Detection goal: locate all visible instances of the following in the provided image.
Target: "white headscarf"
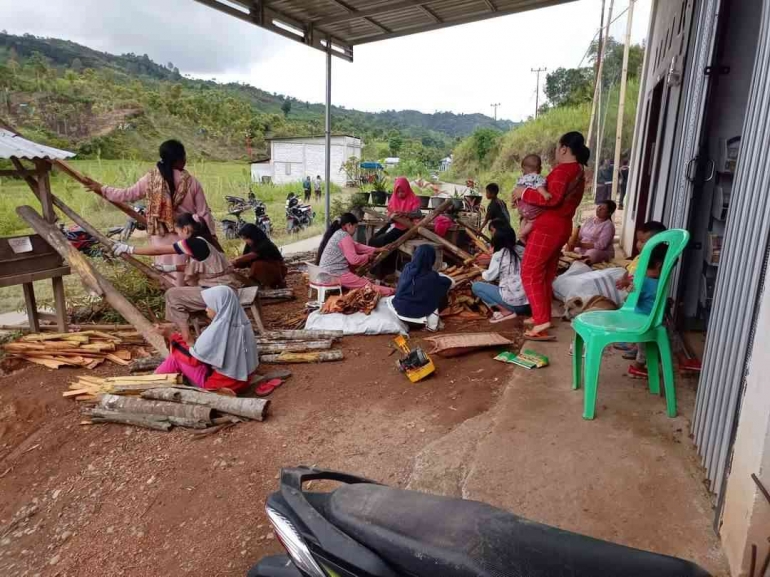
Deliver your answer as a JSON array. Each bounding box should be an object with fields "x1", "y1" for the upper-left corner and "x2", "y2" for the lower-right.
[{"x1": 191, "y1": 286, "x2": 259, "y2": 381}]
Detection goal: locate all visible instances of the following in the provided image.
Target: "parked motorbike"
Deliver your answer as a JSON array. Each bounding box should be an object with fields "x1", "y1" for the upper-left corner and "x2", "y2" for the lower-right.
[
  {"x1": 60, "y1": 224, "x2": 106, "y2": 258},
  {"x1": 285, "y1": 195, "x2": 314, "y2": 234},
  {"x1": 250, "y1": 467, "x2": 712, "y2": 577},
  {"x1": 222, "y1": 194, "x2": 272, "y2": 239},
  {"x1": 106, "y1": 204, "x2": 147, "y2": 242}
]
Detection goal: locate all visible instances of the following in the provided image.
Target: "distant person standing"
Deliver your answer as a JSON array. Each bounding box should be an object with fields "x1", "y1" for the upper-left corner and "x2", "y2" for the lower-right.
[
  {"x1": 618, "y1": 158, "x2": 630, "y2": 210},
  {"x1": 314, "y1": 175, "x2": 323, "y2": 202},
  {"x1": 83, "y1": 139, "x2": 217, "y2": 287},
  {"x1": 302, "y1": 176, "x2": 312, "y2": 203},
  {"x1": 595, "y1": 159, "x2": 613, "y2": 204}
]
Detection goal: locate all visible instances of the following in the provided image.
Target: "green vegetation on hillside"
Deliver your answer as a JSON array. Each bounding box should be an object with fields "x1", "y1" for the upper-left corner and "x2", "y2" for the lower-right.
[
  {"x1": 448, "y1": 37, "x2": 643, "y2": 191},
  {"x1": 0, "y1": 32, "x2": 513, "y2": 170}
]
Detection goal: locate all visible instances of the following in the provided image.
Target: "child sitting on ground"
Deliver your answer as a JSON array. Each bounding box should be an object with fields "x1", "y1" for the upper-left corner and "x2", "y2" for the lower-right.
[
  {"x1": 513, "y1": 154, "x2": 551, "y2": 241},
  {"x1": 614, "y1": 221, "x2": 668, "y2": 370},
  {"x1": 627, "y1": 243, "x2": 668, "y2": 378}
]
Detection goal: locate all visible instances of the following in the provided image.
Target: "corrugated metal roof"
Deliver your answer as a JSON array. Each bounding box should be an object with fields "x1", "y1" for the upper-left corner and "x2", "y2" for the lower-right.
[
  {"x1": 0, "y1": 129, "x2": 75, "y2": 161},
  {"x1": 194, "y1": 0, "x2": 576, "y2": 61}
]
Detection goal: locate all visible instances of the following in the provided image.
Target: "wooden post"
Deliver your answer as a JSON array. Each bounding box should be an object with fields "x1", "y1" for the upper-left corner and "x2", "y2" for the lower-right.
[
  {"x1": 358, "y1": 198, "x2": 453, "y2": 275},
  {"x1": 586, "y1": 0, "x2": 607, "y2": 148},
  {"x1": 22, "y1": 283, "x2": 39, "y2": 333},
  {"x1": 391, "y1": 215, "x2": 475, "y2": 262},
  {"x1": 50, "y1": 192, "x2": 172, "y2": 289},
  {"x1": 612, "y1": 0, "x2": 635, "y2": 202},
  {"x1": 35, "y1": 163, "x2": 55, "y2": 223},
  {"x1": 52, "y1": 277, "x2": 67, "y2": 332},
  {"x1": 591, "y1": 0, "x2": 615, "y2": 200},
  {"x1": 16, "y1": 206, "x2": 169, "y2": 356}
]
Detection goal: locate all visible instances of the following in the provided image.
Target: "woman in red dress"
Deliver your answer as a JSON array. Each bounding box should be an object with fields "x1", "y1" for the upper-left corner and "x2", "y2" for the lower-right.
[{"x1": 512, "y1": 132, "x2": 590, "y2": 341}]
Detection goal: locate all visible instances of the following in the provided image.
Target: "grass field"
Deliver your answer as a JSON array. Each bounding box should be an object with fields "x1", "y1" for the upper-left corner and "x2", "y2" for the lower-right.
[{"x1": 0, "y1": 159, "x2": 345, "y2": 314}]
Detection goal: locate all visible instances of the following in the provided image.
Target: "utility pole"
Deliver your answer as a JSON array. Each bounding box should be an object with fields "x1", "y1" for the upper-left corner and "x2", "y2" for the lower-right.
[
  {"x1": 586, "y1": 0, "x2": 608, "y2": 150},
  {"x1": 612, "y1": 0, "x2": 635, "y2": 204},
  {"x1": 531, "y1": 67, "x2": 547, "y2": 118},
  {"x1": 490, "y1": 103, "x2": 501, "y2": 121},
  {"x1": 589, "y1": 0, "x2": 614, "y2": 202}
]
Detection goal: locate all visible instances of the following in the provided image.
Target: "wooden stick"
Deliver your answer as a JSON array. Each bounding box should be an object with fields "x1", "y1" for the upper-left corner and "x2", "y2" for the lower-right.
[
  {"x1": 141, "y1": 388, "x2": 270, "y2": 421},
  {"x1": 259, "y1": 288, "x2": 295, "y2": 300},
  {"x1": 129, "y1": 356, "x2": 164, "y2": 373},
  {"x1": 358, "y1": 198, "x2": 453, "y2": 275},
  {"x1": 456, "y1": 220, "x2": 491, "y2": 243},
  {"x1": 50, "y1": 193, "x2": 172, "y2": 289},
  {"x1": 83, "y1": 409, "x2": 172, "y2": 431},
  {"x1": 391, "y1": 215, "x2": 474, "y2": 262},
  {"x1": 263, "y1": 330, "x2": 343, "y2": 341},
  {"x1": 257, "y1": 340, "x2": 333, "y2": 354},
  {"x1": 260, "y1": 350, "x2": 344, "y2": 364},
  {"x1": 16, "y1": 205, "x2": 168, "y2": 357}
]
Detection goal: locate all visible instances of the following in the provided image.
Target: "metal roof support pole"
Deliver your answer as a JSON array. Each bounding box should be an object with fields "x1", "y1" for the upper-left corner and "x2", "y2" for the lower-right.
[{"x1": 324, "y1": 40, "x2": 332, "y2": 228}]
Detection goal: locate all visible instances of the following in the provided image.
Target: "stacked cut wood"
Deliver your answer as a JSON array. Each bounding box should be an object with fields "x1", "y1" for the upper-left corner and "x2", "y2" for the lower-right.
[
  {"x1": 2, "y1": 331, "x2": 142, "y2": 370},
  {"x1": 559, "y1": 251, "x2": 625, "y2": 272},
  {"x1": 126, "y1": 330, "x2": 345, "y2": 371},
  {"x1": 440, "y1": 286, "x2": 491, "y2": 320},
  {"x1": 66, "y1": 373, "x2": 270, "y2": 432},
  {"x1": 444, "y1": 264, "x2": 484, "y2": 285}
]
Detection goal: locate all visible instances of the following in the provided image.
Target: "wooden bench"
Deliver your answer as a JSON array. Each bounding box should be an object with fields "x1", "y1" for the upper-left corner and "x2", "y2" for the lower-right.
[{"x1": 192, "y1": 286, "x2": 266, "y2": 336}]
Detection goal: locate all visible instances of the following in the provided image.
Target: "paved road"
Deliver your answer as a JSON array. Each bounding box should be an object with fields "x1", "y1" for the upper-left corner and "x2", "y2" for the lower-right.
[{"x1": 279, "y1": 234, "x2": 322, "y2": 256}]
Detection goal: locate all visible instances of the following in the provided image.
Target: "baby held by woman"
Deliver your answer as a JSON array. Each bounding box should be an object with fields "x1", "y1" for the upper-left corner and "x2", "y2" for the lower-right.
[{"x1": 513, "y1": 154, "x2": 551, "y2": 241}]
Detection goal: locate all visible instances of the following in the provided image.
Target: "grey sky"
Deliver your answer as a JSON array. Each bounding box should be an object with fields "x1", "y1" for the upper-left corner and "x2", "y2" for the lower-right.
[{"x1": 0, "y1": 0, "x2": 650, "y2": 121}]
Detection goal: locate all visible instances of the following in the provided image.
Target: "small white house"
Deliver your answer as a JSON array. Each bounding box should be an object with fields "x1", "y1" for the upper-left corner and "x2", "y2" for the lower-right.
[
  {"x1": 384, "y1": 157, "x2": 400, "y2": 168},
  {"x1": 440, "y1": 155, "x2": 453, "y2": 172},
  {"x1": 250, "y1": 135, "x2": 362, "y2": 186}
]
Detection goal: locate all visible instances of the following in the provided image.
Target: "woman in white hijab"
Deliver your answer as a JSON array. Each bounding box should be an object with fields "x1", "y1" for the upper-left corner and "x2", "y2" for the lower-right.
[{"x1": 155, "y1": 286, "x2": 259, "y2": 393}]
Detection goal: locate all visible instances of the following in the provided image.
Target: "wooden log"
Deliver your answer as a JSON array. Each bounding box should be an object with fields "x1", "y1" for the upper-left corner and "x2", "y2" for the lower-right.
[
  {"x1": 141, "y1": 388, "x2": 270, "y2": 421},
  {"x1": 50, "y1": 193, "x2": 172, "y2": 289},
  {"x1": 456, "y1": 220, "x2": 491, "y2": 243},
  {"x1": 129, "y1": 356, "x2": 164, "y2": 373},
  {"x1": 257, "y1": 340, "x2": 333, "y2": 354},
  {"x1": 83, "y1": 409, "x2": 171, "y2": 431},
  {"x1": 391, "y1": 215, "x2": 474, "y2": 262},
  {"x1": 262, "y1": 330, "x2": 343, "y2": 341},
  {"x1": 259, "y1": 288, "x2": 295, "y2": 300},
  {"x1": 260, "y1": 350, "x2": 344, "y2": 364},
  {"x1": 0, "y1": 323, "x2": 136, "y2": 333},
  {"x1": 16, "y1": 206, "x2": 169, "y2": 357},
  {"x1": 48, "y1": 160, "x2": 148, "y2": 226},
  {"x1": 98, "y1": 394, "x2": 212, "y2": 422},
  {"x1": 358, "y1": 198, "x2": 453, "y2": 275}
]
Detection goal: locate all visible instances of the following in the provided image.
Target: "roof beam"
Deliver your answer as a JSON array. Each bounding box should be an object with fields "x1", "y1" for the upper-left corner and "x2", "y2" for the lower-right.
[
  {"x1": 315, "y1": 1, "x2": 435, "y2": 27},
  {"x1": 322, "y1": 0, "x2": 392, "y2": 33},
  {"x1": 483, "y1": 0, "x2": 498, "y2": 11}
]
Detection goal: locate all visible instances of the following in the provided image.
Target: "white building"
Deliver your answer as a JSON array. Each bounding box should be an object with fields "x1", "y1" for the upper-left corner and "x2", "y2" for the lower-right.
[{"x1": 250, "y1": 135, "x2": 362, "y2": 186}]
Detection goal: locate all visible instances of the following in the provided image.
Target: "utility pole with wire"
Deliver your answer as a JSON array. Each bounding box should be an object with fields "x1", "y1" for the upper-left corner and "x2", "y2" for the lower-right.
[
  {"x1": 490, "y1": 103, "x2": 501, "y2": 121},
  {"x1": 531, "y1": 68, "x2": 547, "y2": 118},
  {"x1": 612, "y1": 0, "x2": 635, "y2": 204}
]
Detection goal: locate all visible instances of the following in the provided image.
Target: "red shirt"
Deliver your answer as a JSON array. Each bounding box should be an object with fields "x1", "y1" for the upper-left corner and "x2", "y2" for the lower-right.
[{"x1": 521, "y1": 162, "x2": 585, "y2": 229}]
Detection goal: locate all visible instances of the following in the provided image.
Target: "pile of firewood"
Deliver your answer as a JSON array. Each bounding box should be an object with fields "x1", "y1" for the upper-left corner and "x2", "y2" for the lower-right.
[
  {"x1": 440, "y1": 286, "x2": 490, "y2": 320},
  {"x1": 445, "y1": 265, "x2": 484, "y2": 285},
  {"x1": 321, "y1": 286, "x2": 380, "y2": 315},
  {"x1": 2, "y1": 330, "x2": 142, "y2": 370},
  {"x1": 66, "y1": 373, "x2": 270, "y2": 432}
]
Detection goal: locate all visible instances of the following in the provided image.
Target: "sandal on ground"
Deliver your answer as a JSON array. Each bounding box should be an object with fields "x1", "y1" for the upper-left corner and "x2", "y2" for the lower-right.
[
  {"x1": 626, "y1": 365, "x2": 648, "y2": 379},
  {"x1": 613, "y1": 343, "x2": 635, "y2": 351},
  {"x1": 524, "y1": 330, "x2": 557, "y2": 342},
  {"x1": 490, "y1": 312, "x2": 517, "y2": 324},
  {"x1": 256, "y1": 378, "x2": 283, "y2": 397}
]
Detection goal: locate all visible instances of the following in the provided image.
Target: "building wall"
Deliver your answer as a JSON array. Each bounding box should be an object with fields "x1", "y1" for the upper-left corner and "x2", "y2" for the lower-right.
[
  {"x1": 268, "y1": 137, "x2": 361, "y2": 186},
  {"x1": 720, "y1": 274, "x2": 770, "y2": 576}
]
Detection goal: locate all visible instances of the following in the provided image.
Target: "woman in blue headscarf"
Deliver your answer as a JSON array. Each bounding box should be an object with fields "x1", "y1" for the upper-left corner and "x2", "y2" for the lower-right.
[{"x1": 392, "y1": 245, "x2": 452, "y2": 329}]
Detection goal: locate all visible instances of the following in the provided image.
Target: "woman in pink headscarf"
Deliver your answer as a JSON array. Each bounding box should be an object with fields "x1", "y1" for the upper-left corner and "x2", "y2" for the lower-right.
[{"x1": 369, "y1": 177, "x2": 421, "y2": 275}]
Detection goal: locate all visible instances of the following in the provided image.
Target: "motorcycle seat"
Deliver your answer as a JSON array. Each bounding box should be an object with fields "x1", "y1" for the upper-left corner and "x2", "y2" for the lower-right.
[{"x1": 325, "y1": 484, "x2": 711, "y2": 577}]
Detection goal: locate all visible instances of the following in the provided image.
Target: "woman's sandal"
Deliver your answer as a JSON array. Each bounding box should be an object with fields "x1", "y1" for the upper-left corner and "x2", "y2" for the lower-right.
[
  {"x1": 524, "y1": 330, "x2": 557, "y2": 342},
  {"x1": 256, "y1": 378, "x2": 283, "y2": 397},
  {"x1": 490, "y1": 312, "x2": 517, "y2": 324}
]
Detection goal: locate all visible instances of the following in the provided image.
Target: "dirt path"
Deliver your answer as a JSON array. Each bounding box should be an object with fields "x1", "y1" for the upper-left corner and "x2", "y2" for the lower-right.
[{"x1": 0, "y1": 294, "x2": 519, "y2": 576}]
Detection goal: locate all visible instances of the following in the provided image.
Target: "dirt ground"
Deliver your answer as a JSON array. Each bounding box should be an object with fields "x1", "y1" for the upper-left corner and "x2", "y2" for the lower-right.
[{"x1": 0, "y1": 272, "x2": 522, "y2": 576}]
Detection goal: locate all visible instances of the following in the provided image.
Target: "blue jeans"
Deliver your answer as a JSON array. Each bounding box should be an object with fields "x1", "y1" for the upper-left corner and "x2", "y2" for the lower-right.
[{"x1": 472, "y1": 282, "x2": 532, "y2": 315}]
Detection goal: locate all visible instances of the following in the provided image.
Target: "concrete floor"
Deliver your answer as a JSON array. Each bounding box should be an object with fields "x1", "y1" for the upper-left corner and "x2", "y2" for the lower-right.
[{"x1": 408, "y1": 320, "x2": 729, "y2": 576}]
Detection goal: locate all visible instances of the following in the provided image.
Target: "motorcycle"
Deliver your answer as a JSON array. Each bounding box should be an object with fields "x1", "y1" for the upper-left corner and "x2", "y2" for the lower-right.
[
  {"x1": 107, "y1": 204, "x2": 147, "y2": 242},
  {"x1": 285, "y1": 195, "x2": 314, "y2": 234},
  {"x1": 222, "y1": 194, "x2": 272, "y2": 239},
  {"x1": 60, "y1": 224, "x2": 106, "y2": 259},
  {"x1": 250, "y1": 467, "x2": 712, "y2": 577}
]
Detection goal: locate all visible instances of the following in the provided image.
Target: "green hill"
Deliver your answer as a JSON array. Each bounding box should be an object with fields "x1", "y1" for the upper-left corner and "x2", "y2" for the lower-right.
[{"x1": 0, "y1": 32, "x2": 514, "y2": 166}]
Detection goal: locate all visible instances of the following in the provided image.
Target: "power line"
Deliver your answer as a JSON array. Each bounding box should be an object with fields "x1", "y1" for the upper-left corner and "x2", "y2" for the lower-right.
[{"x1": 490, "y1": 103, "x2": 501, "y2": 121}]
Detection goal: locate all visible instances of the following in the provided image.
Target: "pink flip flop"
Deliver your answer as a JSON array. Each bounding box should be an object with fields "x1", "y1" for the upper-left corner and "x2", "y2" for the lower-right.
[{"x1": 256, "y1": 378, "x2": 283, "y2": 397}]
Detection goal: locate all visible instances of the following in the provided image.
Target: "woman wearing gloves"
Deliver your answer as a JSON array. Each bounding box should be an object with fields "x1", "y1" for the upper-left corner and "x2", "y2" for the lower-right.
[
  {"x1": 84, "y1": 139, "x2": 218, "y2": 286},
  {"x1": 113, "y1": 213, "x2": 240, "y2": 345}
]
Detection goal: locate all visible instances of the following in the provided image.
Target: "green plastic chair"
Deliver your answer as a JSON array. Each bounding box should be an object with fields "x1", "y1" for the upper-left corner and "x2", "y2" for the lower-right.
[{"x1": 571, "y1": 229, "x2": 690, "y2": 420}]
